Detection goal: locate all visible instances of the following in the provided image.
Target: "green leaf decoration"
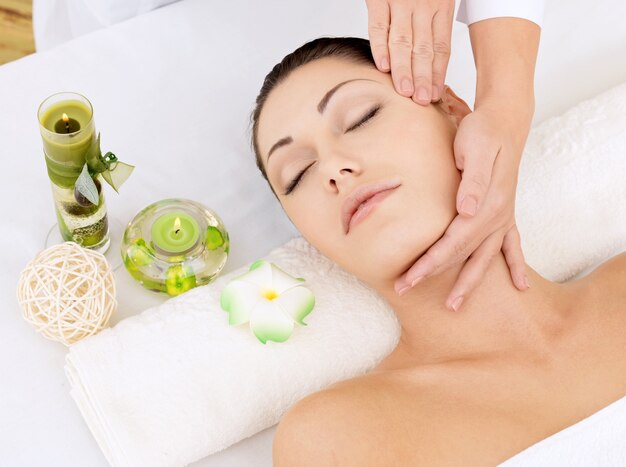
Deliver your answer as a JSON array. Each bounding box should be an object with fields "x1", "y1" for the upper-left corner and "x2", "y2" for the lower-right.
[
  {"x1": 205, "y1": 225, "x2": 225, "y2": 250},
  {"x1": 85, "y1": 133, "x2": 107, "y2": 173},
  {"x1": 249, "y1": 259, "x2": 266, "y2": 271},
  {"x1": 75, "y1": 163, "x2": 99, "y2": 205},
  {"x1": 83, "y1": 134, "x2": 135, "y2": 193}
]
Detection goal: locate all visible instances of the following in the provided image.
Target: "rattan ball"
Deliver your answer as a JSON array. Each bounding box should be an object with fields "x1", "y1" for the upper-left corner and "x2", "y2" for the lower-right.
[{"x1": 16, "y1": 241, "x2": 117, "y2": 346}]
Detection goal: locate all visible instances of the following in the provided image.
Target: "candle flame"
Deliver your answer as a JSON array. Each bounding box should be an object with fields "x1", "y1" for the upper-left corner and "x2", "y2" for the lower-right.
[
  {"x1": 62, "y1": 113, "x2": 69, "y2": 123},
  {"x1": 174, "y1": 217, "x2": 181, "y2": 234}
]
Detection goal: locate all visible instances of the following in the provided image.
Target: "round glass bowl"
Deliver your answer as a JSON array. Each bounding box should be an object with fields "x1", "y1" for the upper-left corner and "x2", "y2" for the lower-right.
[{"x1": 121, "y1": 199, "x2": 229, "y2": 296}]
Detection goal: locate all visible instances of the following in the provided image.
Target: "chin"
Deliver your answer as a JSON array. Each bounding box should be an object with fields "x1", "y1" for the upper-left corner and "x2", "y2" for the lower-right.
[{"x1": 345, "y1": 220, "x2": 422, "y2": 283}]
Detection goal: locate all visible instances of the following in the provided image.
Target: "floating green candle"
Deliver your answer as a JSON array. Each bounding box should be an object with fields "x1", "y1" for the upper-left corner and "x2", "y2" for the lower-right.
[
  {"x1": 151, "y1": 212, "x2": 200, "y2": 254},
  {"x1": 121, "y1": 199, "x2": 229, "y2": 297}
]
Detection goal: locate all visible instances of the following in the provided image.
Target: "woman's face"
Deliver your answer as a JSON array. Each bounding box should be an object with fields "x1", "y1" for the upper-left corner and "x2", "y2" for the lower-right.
[{"x1": 257, "y1": 56, "x2": 466, "y2": 288}]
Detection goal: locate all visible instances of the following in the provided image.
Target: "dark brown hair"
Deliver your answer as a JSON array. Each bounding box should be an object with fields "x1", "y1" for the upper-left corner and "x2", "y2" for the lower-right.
[{"x1": 250, "y1": 37, "x2": 376, "y2": 199}]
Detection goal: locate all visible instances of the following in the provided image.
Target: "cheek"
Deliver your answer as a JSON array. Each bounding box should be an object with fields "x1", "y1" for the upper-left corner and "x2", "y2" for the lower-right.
[
  {"x1": 389, "y1": 107, "x2": 459, "y2": 207},
  {"x1": 284, "y1": 198, "x2": 355, "y2": 272},
  {"x1": 356, "y1": 113, "x2": 460, "y2": 280},
  {"x1": 286, "y1": 200, "x2": 338, "y2": 246},
  {"x1": 396, "y1": 133, "x2": 460, "y2": 243}
]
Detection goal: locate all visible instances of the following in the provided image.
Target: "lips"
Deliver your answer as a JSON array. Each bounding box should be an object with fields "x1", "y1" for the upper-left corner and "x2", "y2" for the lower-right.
[{"x1": 341, "y1": 179, "x2": 402, "y2": 234}]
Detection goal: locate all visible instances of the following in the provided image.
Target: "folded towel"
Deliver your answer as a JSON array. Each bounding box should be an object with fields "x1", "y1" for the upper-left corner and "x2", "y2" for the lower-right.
[
  {"x1": 65, "y1": 237, "x2": 401, "y2": 467},
  {"x1": 65, "y1": 81, "x2": 626, "y2": 467}
]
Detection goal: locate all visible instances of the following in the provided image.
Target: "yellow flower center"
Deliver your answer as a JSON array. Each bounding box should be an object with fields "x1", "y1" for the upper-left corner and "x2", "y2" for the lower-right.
[{"x1": 261, "y1": 288, "x2": 278, "y2": 301}]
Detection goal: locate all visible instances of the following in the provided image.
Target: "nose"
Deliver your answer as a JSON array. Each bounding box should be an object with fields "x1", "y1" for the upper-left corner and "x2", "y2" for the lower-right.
[{"x1": 321, "y1": 150, "x2": 362, "y2": 192}]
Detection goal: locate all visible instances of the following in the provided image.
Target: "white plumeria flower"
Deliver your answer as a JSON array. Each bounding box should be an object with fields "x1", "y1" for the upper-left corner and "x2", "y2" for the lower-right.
[{"x1": 220, "y1": 259, "x2": 315, "y2": 344}]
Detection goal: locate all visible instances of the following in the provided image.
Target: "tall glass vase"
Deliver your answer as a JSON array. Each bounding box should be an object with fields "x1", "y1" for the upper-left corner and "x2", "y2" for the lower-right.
[{"x1": 38, "y1": 92, "x2": 110, "y2": 254}]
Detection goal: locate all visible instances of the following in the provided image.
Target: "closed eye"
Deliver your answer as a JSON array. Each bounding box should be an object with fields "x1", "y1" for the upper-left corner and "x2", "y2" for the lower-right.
[
  {"x1": 283, "y1": 105, "x2": 382, "y2": 196},
  {"x1": 284, "y1": 161, "x2": 314, "y2": 195},
  {"x1": 345, "y1": 105, "x2": 381, "y2": 132}
]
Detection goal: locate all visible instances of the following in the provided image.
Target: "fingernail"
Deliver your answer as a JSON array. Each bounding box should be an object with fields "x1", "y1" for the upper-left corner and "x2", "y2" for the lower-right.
[
  {"x1": 401, "y1": 78, "x2": 413, "y2": 94},
  {"x1": 395, "y1": 280, "x2": 408, "y2": 295},
  {"x1": 395, "y1": 275, "x2": 424, "y2": 296},
  {"x1": 523, "y1": 275, "x2": 530, "y2": 289},
  {"x1": 449, "y1": 295, "x2": 464, "y2": 312},
  {"x1": 417, "y1": 86, "x2": 429, "y2": 103},
  {"x1": 380, "y1": 56, "x2": 390, "y2": 71},
  {"x1": 460, "y1": 196, "x2": 478, "y2": 216},
  {"x1": 431, "y1": 85, "x2": 439, "y2": 101},
  {"x1": 410, "y1": 275, "x2": 424, "y2": 287}
]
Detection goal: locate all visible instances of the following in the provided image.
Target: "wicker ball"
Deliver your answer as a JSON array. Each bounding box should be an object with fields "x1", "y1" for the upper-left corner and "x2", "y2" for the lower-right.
[{"x1": 16, "y1": 241, "x2": 117, "y2": 346}]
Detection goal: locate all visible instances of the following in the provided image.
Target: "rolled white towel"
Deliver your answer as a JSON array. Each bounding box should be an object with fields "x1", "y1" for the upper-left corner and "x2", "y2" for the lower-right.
[
  {"x1": 65, "y1": 237, "x2": 401, "y2": 467},
  {"x1": 65, "y1": 81, "x2": 626, "y2": 467},
  {"x1": 516, "y1": 81, "x2": 626, "y2": 281}
]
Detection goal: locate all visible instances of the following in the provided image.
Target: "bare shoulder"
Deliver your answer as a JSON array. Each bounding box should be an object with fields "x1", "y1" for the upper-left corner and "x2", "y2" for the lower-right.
[
  {"x1": 272, "y1": 375, "x2": 382, "y2": 466},
  {"x1": 272, "y1": 369, "x2": 456, "y2": 466}
]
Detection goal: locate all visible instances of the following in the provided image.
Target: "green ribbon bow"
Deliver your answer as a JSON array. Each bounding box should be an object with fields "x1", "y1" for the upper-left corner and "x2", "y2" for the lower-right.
[
  {"x1": 85, "y1": 133, "x2": 134, "y2": 192},
  {"x1": 46, "y1": 132, "x2": 135, "y2": 205}
]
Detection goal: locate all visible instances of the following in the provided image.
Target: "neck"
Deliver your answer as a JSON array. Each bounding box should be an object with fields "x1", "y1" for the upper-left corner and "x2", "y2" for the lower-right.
[{"x1": 375, "y1": 252, "x2": 573, "y2": 369}]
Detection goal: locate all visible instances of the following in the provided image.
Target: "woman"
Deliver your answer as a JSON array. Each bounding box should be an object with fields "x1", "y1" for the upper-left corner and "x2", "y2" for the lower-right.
[{"x1": 252, "y1": 37, "x2": 626, "y2": 465}]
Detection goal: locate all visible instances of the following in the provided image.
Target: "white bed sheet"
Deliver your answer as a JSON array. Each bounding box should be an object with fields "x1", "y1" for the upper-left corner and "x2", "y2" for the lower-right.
[{"x1": 1, "y1": 0, "x2": 625, "y2": 465}]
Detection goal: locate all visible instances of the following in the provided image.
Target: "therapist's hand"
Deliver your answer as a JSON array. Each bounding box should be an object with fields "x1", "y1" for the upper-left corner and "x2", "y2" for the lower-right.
[
  {"x1": 394, "y1": 105, "x2": 531, "y2": 310},
  {"x1": 394, "y1": 16, "x2": 540, "y2": 311},
  {"x1": 365, "y1": 0, "x2": 454, "y2": 104}
]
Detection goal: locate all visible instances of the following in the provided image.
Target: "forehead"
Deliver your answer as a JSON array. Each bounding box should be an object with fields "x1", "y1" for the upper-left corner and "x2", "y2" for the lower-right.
[{"x1": 256, "y1": 57, "x2": 384, "y2": 162}]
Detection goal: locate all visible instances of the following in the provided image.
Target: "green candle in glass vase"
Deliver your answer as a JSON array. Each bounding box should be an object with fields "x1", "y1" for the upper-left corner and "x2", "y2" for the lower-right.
[
  {"x1": 39, "y1": 97, "x2": 95, "y2": 186},
  {"x1": 37, "y1": 92, "x2": 110, "y2": 253}
]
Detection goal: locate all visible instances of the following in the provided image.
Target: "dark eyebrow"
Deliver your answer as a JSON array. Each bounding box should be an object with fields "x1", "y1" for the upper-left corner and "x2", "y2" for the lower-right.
[{"x1": 266, "y1": 78, "x2": 379, "y2": 163}]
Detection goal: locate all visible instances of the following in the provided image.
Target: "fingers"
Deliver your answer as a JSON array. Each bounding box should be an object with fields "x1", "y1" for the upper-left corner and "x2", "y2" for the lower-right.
[
  {"x1": 454, "y1": 139, "x2": 499, "y2": 218},
  {"x1": 388, "y1": 1, "x2": 414, "y2": 97},
  {"x1": 445, "y1": 225, "x2": 528, "y2": 312},
  {"x1": 366, "y1": 0, "x2": 391, "y2": 71},
  {"x1": 501, "y1": 224, "x2": 529, "y2": 291},
  {"x1": 410, "y1": 12, "x2": 434, "y2": 105},
  {"x1": 366, "y1": 1, "x2": 453, "y2": 102},
  {"x1": 395, "y1": 214, "x2": 482, "y2": 294},
  {"x1": 444, "y1": 230, "x2": 503, "y2": 311},
  {"x1": 430, "y1": 7, "x2": 453, "y2": 102}
]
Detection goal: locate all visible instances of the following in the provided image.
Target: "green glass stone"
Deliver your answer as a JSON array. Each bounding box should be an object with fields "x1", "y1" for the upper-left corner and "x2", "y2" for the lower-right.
[
  {"x1": 205, "y1": 225, "x2": 224, "y2": 250},
  {"x1": 123, "y1": 255, "x2": 165, "y2": 292},
  {"x1": 165, "y1": 264, "x2": 197, "y2": 296},
  {"x1": 123, "y1": 255, "x2": 142, "y2": 280},
  {"x1": 128, "y1": 238, "x2": 155, "y2": 267}
]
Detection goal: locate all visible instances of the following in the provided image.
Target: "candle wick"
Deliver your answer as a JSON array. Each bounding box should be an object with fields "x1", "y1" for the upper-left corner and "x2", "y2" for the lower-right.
[
  {"x1": 175, "y1": 229, "x2": 180, "y2": 235},
  {"x1": 65, "y1": 121, "x2": 70, "y2": 133}
]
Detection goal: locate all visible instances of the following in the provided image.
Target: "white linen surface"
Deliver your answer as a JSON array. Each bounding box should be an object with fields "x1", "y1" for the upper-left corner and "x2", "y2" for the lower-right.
[
  {"x1": 499, "y1": 393, "x2": 626, "y2": 466},
  {"x1": 32, "y1": 0, "x2": 180, "y2": 51},
  {"x1": 2, "y1": 0, "x2": 626, "y2": 466},
  {"x1": 64, "y1": 80, "x2": 626, "y2": 467}
]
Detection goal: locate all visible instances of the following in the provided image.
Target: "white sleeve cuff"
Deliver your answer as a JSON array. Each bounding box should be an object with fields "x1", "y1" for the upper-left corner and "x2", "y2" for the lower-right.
[{"x1": 456, "y1": 0, "x2": 545, "y2": 28}]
